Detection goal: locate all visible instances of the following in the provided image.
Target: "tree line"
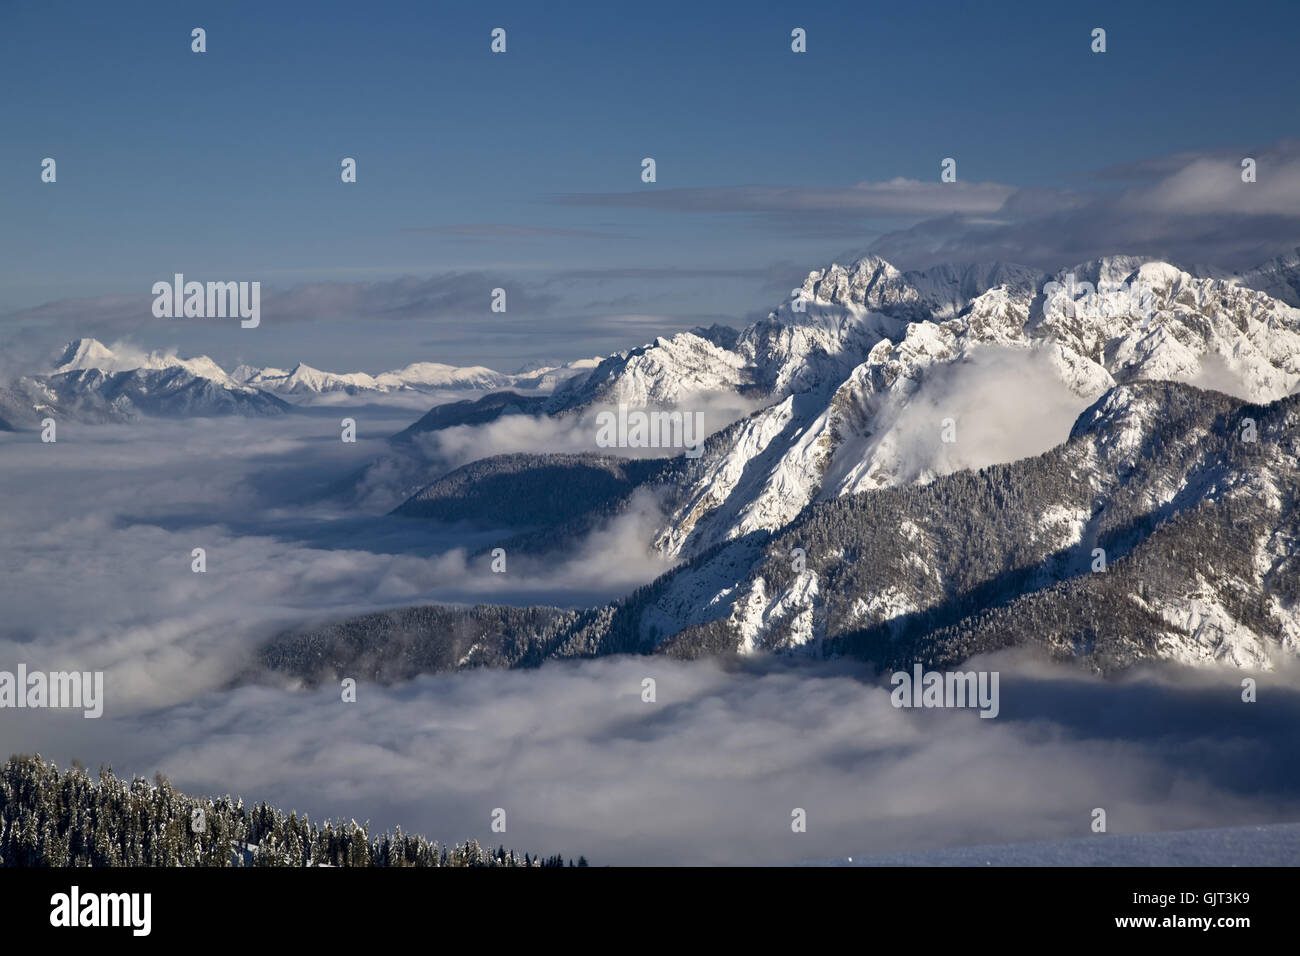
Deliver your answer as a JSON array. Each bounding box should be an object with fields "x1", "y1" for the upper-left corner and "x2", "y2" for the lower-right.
[{"x1": 0, "y1": 754, "x2": 587, "y2": 867}]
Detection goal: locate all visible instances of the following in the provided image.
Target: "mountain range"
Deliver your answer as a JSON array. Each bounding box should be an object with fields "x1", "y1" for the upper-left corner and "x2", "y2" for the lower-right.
[
  {"x1": 6, "y1": 250, "x2": 1298, "y2": 676},
  {"x1": 261, "y1": 379, "x2": 1298, "y2": 680},
  {"x1": 261, "y1": 250, "x2": 1300, "y2": 678},
  {"x1": 0, "y1": 338, "x2": 599, "y2": 428}
]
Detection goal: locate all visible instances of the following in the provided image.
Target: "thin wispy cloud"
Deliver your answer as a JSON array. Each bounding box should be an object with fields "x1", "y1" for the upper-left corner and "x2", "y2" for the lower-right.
[
  {"x1": 551, "y1": 179, "x2": 1018, "y2": 240},
  {"x1": 403, "y1": 223, "x2": 626, "y2": 240},
  {"x1": 552, "y1": 179, "x2": 1017, "y2": 216}
]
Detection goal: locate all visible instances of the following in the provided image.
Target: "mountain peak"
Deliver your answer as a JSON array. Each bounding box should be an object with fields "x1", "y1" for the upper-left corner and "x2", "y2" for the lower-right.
[
  {"x1": 1057, "y1": 255, "x2": 1165, "y2": 287},
  {"x1": 53, "y1": 337, "x2": 116, "y2": 373}
]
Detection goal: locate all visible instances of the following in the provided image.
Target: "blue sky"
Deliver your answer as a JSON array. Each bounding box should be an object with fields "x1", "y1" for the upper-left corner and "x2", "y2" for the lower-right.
[{"x1": 3, "y1": 0, "x2": 1299, "y2": 370}]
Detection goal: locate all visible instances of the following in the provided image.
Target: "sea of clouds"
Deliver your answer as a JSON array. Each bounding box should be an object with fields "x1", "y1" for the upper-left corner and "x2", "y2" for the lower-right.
[{"x1": 2, "y1": 405, "x2": 1298, "y2": 865}]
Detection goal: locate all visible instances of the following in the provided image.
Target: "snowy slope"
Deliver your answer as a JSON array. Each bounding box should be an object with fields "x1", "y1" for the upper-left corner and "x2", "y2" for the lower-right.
[
  {"x1": 648, "y1": 255, "x2": 1300, "y2": 560},
  {"x1": 638, "y1": 381, "x2": 1300, "y2": 671}
]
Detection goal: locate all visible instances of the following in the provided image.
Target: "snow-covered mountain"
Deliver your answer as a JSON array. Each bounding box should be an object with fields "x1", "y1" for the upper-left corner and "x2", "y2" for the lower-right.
[
  {"x1": 268, "y1": 379, "x2": 1300, "y2": 679},
  {"x1": 233, "y1": 360, "x2": 515, "y2": 395},
  {"x1": 380, "y1": 253, "x2": 1300, "y2": 561},
  {"x1": 49, "y1": 337, "x2": 598, "y2": 400},
  {"x1": 292, "y1": 250, "x2": 1300, "y2": 679},
  {"x1": 229, "y1": 352, "x2": 598, "y2": 398},
  {"x1": 647, "y1": 254, "x2": 1300, "y2": 558},
  {"x1": 1, "y1": 338, "x2": 601, "y2": 425},
  {"x1": 1209, "y1": 245, "x2": 1300, "y2": 308},
  {"x1": 643, "y1": 380, "x2": 1299, "y2": 670},
  {"x1": 545, "y1": 325, "x2": 751, "y2": 409},
  {"x1": 0, "y1": 363, "x2": 289, "y2": 426},
  {"x1": 16, "y1": 249, "x2": 1300, "y2": 677}
]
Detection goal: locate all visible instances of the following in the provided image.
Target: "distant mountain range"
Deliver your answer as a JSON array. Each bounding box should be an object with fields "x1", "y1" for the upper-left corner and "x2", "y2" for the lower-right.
[
  {"x1": 0, "y1": 363, "x2": 291, "y2": 429},
  {"x1": 0, "y1": 338, "x2": 599, "y2": 428}
]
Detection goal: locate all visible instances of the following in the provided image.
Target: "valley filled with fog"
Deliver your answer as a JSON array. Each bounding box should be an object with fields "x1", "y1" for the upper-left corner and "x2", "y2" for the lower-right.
[{"x1": 4, "y1": 393, "x2": 1298, "y2": 864}]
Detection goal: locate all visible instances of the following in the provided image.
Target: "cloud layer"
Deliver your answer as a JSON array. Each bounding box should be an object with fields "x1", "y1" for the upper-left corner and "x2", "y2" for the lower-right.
[
  {"x1": 0, "y1": 413, "x2": 676, "y2": 715},
  {"x1": 3, "y1": 410, "x2": 1299, "y2": 865},
  {"x1": 8, "y1": 653, "x2": 1299, "y2": 865}
]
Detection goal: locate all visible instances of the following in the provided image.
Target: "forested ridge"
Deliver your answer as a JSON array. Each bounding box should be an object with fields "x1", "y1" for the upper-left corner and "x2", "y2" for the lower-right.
[{"x1": 0, "y1": 755, "x2": 587, "y2": 867}]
